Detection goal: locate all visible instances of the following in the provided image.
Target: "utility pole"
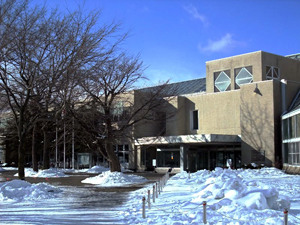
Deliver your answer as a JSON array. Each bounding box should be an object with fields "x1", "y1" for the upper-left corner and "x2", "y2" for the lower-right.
[
  {"x1": 62, "y1": 108, "x2": 66, "y2": 169},
  {"x1": 72, "y1": 104, "x2": 75, "y2": 169}
]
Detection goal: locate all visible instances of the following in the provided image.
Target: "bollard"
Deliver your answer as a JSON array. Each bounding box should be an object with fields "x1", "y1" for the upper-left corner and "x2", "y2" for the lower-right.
[
  {"x1": 158, "y1": 181, "x2": 161, "y2": 195},
  {"x1": 148, "y1": 190, "x2": 151, "y2": 209},
  {"x1": 284, "y1": 209, "x2": 288, "y2": 225},
  {"x1": 153, "y1": 185, "x2": 155, "y2": 203},
  {"x1": 142, "y1": 197, "x2": 146, "y2": 218},
  {"x1": 203, "y1": 201, "x2": 207, "y2": 224},
  {"x1": 156, "y1": 183, "x2": 158, "y2": 198},
  {"x1": 189, "y1": 171, "x2": 191, "y2": 179}
]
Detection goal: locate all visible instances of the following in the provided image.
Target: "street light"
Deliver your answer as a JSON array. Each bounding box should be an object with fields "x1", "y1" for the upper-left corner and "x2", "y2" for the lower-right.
[{"x1": 62, "y1": 108, "x2": 66, "y2": 169}]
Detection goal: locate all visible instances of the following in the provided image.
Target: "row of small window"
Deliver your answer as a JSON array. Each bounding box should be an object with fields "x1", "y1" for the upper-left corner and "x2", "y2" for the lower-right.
[
  {"x1": 283, "y1": 142, "x2": 300, "y2": 165},
  {"x1": 282, "y1": 115, "x2": 300, "y2": 140},
  {"x1": 214, "y1": 66, "x2": 280, "y2": 92},
  {"x1": 113, "y1": 144, "x2": 129, "y2": 163}
]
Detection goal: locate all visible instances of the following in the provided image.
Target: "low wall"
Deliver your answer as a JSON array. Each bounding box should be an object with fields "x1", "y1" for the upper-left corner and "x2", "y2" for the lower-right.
[
  {"x1": 155, "y1": 167, "x2": 181, "y2": 174},
  {"x1": 282, "y1": 164, "x2": 300, "y2": 174}
]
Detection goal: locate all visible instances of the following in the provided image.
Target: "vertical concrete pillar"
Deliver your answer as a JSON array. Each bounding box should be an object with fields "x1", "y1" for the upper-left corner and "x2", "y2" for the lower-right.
[
  {"x1": 180, "y1": 144, "x2": 187, "y2": 172},
  {"x1": 136, "y1": 145, "x2": 141, "y2": 171}
]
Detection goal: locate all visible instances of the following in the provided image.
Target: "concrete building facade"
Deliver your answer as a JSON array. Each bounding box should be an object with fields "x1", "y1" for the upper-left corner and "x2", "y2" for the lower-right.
[{"x1": 131, "y1": 51, "x2": 300, "y2": 173}]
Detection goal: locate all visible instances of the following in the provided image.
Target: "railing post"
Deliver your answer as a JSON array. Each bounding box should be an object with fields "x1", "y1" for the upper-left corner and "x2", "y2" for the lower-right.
[
  {"x1": 158, "y1": 181, "x2": 161, "y2": 195},
  {"x1": 142, "y1": 197, "x2": 146, "y2": 218},
  {"x1": 148, "y1": 190, "x2": 151, "y2": 209},
  {"x1": 156, "y1": 183, "x2": 158, "y2": 198},
  {"x1": 203, "y1": 201, "x2": 207, "y2": 224},
  {"x1": 284, "y1": 209, "x2": 288, "y2": 225},
  {"x1": 153, "y1": 185, "x2": 155, "y2": 203}
]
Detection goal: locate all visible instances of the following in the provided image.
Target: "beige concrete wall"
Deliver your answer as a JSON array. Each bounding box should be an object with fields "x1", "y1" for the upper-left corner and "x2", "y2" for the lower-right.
[
  {"x1": 165, "y1": 96, "x2": 180, "y2": 136},
  {"x1": 206, "y1": 51, "x2": 263, "y2": 94},
  {"x1": 165, "y1": 96, "x2": 187, "y2": 136},
  {"x1": 240, "y1": 80, "x2": 276, "y2": 166},
  {"x1": 133, "y1": 90, "x2": 168, "y2": 138},
  {"x1": 261, "y1": 51, "x2": 300, "y2": 108},
  {"x1": 183, "y1": 91, "x2": 241, "y2": 135}
]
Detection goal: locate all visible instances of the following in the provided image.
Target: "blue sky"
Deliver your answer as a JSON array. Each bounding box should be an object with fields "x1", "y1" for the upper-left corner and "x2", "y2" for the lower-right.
[{"x1": 39, "y1": 0, "x2": 300, "y2": 86}]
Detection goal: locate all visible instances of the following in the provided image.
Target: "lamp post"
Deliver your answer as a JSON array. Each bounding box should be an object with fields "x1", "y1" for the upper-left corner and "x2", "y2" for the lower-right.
[
  {"x1": 55, "y1": 118, "x2": 58, "y2": 168},
  {"x1": 62, "y1": 108, "x2": 66, "y2": 169},
  {"x1": 72, "y1": 104, "x2": 75, "y2": 169}
]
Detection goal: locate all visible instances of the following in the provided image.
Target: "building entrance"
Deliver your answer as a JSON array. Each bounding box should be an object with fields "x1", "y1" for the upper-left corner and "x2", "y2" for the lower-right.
[{"x1": 188, "y1": 145, "x2": 241, "y2": 172}]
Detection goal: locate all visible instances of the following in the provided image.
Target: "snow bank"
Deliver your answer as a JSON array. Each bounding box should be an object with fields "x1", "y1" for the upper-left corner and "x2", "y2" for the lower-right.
[
  {"x1": 14, "y1": 168, "x2": 68, "y2": 178},
  {"x1": 81, "y1": 171, "x2": 148, "y2": 186},
  {"x1": 85, "y1": 165, "x2": 109, "y2": 173},
  {"x1": 237, "y1": 167, "x2": 289, "y2": 178},
  {"x1": 121, "y1": 168, "x2": 292, "y2": 224},
  {"x1": 0, "y1": 180, "x2": 61, "y2": 201},
  {"x1": 82, "y1": 165, "x2": 132, "y2": 173},
  {"x1": 187, "y1": 168, "x2": 290, "y2": 210}
]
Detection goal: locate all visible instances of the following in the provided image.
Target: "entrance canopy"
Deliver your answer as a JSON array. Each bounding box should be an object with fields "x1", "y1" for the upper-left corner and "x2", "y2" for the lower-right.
[{"x1": 135, "y1": 134, "x2": 241, "y2": 146}]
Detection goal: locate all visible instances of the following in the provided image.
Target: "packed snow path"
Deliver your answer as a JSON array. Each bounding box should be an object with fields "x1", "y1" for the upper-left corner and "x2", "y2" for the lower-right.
[
  {"x1": 0, "y1": 186, "x2": 128, "y2": 224},
  {"x1": 0, "y1": 169, "x2": 163, "y2": 225}
]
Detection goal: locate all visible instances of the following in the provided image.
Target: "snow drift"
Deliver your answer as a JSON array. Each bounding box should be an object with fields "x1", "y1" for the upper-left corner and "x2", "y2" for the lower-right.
[
  {"x1": 81, "y1": 171, "x2": 148, "y2": 186},
  {"x1": 0, "y1": 180, "x2": 61, "y2": 201}
]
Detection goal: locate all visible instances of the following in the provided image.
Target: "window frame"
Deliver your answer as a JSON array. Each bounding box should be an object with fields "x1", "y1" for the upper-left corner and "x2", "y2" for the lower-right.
[
  {"x1": 214, "y1": 70, "x2": 231, "y2": 92},
  {"x1": 266, "y1": 66, "x2": 280, "y2": 80},
  {"x1": 190, "y1": 110, "x2": 199, "y2": 130},
  {"x1": 235, "y1": 67, "x2": 253, "y2": 88}
]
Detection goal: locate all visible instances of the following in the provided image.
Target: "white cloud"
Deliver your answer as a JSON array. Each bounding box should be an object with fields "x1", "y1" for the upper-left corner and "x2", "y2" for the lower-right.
[
  {"x1": 198, "y1": 33, "x2": 241, "y2": 52},
  {"x1": 184, "y1": 5, "x2": 209, "y2": 27}
]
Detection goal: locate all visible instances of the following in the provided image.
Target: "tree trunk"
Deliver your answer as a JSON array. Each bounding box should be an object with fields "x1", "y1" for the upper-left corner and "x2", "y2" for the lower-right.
[
  {"x1": 32, "y1": 124, "x2": 38, "y2": 172},
  {"x1": 105, "y1": 112, "x2": 121, "y2": 172},
  {"x1": 43, "y1": 128, "x2": 50, "y2": 169},
  {"x1": 106, "y1": 140, "x2": 121, "y2": 172},
  {"x1": 18, "y1": 143, "x2": 25, "y2": 180},
  {"x1": 17, "y1": 113, "x2": 25, "y2": 180}
]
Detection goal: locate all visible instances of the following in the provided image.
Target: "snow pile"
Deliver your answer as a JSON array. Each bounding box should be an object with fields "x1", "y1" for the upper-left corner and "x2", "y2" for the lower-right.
[
  {"x1": 85, "y1": 165, "x2": 109, "y2": 173},
  {"x1": 0, "y1": 167, "x2": 5, "y2": 172},
  {"x1": 14, "y1": 168, "x2": 38, "y2": 177},
  {"x1": 14, "y1": 168, "x2": 68, "y2": 178},
  {"x1": 35, "y1": 168, "x2": 69, "y2": 178},
  {"x1": 81, "y1": 171, "x2": 148, "y2": 186},
  {"x1": 238, "y1": 167, "x2": 289, "y2": 178},
  {"x1": 122, "y1": 168, "x2": 292, "y2": 224},
  {"x1": 0, "y1": 180, "x2": 61, "y2": 201},
  {"x1": 188, "y1": 168, "x2": 290, "y2": 210}
]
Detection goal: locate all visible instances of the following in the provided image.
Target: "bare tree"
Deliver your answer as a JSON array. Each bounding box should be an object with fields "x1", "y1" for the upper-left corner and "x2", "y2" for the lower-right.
[
  {"x1": 74, "y1": 53, "x2": 173, "y2": 172},
  {"x1": 36, "y1": 7, "x2": 127, "y2": 170},
  {"x1": 0, "y1": 1, "x2": 173, "y2": 175},
  {"x1": 0, "y1": 1, "x2": 52, "y2": 179}
]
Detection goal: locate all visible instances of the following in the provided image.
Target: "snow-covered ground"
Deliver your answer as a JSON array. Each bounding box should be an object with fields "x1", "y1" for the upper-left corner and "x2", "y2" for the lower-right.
[
  {"x1": 1, "y1": 167, "x2": 300, "y2": 224},
  {"x1": 124, "y1": 168, "x2": 300, "y2": 224}
]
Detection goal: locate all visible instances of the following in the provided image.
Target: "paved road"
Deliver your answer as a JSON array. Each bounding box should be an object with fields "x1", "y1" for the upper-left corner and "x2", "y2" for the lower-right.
[{"x1": 0, "y1": 169, "x2": 164, "y2": 224}]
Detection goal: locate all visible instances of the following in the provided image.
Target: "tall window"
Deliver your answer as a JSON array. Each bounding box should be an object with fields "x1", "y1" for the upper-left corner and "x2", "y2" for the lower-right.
[
  {"x1": 191, "y1": 110, "x2": 199, "y2": 130},
  {"x1": 214, "y1": 70, "x2": 231, "y2": 92}
]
